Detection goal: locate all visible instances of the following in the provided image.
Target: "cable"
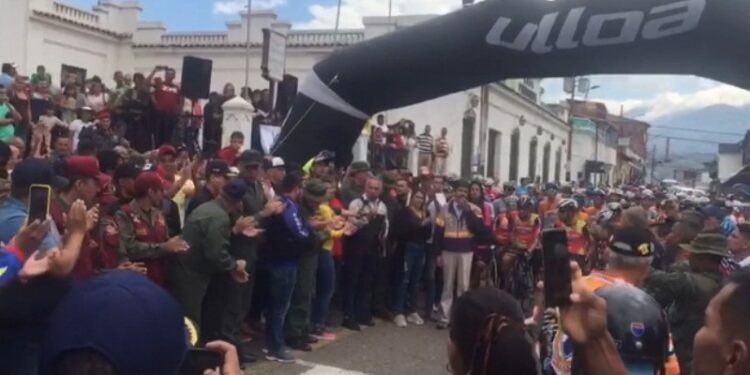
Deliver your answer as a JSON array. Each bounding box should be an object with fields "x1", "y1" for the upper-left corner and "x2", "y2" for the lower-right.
[
  {"x1": 650, "y1": 134, "x2": 727, "y2": 144},
  {"x1": 651, "y1": 125, "x2": 744, "y2": 136}
]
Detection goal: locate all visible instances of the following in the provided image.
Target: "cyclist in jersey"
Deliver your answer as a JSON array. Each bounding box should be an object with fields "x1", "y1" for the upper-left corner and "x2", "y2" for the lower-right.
[
  {"x1": 585, "y1": 189, "x2": 606, "y2": 220},
  {"x1": 539, "y1": 183, "x2": 561, "y2": 229},
  {"x1": 501, "y1": 196, "x2": 540, "y2": 314},
  {"x1": 554, "y1": 199, "x2": 590, "y2": 269}
]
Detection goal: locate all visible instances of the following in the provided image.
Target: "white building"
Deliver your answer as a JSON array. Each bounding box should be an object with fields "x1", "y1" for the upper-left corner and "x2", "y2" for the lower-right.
[
  {"x1": 718, "y1": 142, "x2": 745, "y2": 182},
  {"x1": 2, "y1": 0, "x2": 573, "y2": 182}
]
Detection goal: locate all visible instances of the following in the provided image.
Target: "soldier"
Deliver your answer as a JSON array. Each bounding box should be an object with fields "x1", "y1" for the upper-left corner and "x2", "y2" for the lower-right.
[
  {"x1": 116, "y1": 171, "x2": 188, "y2": 286},
  {"x1": 644, "y1": 233, "x2": 727, "y2": 375},
  {"x1": 49, "y1": 156, "x2": 101, "y2": 280},
  {"x1": 167, "y1": 179, "x2": 256, "y2": 338}
]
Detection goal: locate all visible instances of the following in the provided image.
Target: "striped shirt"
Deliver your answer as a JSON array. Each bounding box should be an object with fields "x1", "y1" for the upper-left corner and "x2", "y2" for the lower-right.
[{"x1": 416, "y1": 133, "x2": 433, "y2": 153}]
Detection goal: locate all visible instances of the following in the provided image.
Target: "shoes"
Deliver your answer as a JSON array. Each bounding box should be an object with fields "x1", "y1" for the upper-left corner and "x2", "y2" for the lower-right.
[
  {"x1": 342, "y1": 318, "x2": 361, "y2": 331},
  {"x1": 436, "y1": 320, "x2": 449, "y2": 330},
  {"x1": 265, "y1": 349, "x2": 295, "y2": 364},
  {"x1": 303, "y1": 335, "x2": 319, "y2": 344},
  {"x1": 394, "y1": 314, "x2": 407, "y2": 328},
  {"x1": 287, "y1": 338, "x2": 312, "y2": 352},
  {"x1": 407, "y1": 312, "x2": 424, "y2": 326},
  {"x1": 239, "y1": 350, "x2": 257, "y2": 364},
  {"x1": 359, "y1": 319, "x2": 376, "y2": 327},
  {"x1": 429, "y1": 306, "x2": 442, "y2": 322}
]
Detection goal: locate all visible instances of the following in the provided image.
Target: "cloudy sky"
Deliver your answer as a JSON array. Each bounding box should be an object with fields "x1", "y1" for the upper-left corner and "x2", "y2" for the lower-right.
[{"x1": 71, "y1": 0, "x2": 750, "y2": 121}]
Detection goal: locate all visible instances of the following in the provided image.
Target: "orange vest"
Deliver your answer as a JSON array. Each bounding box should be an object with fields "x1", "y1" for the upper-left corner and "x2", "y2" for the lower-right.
[
  {"x1": 513, "y1": 213, "x2": 540, "y2": 250},
  {"x1": 559, "y1": 220, "x2": 588, "y2": 256}
]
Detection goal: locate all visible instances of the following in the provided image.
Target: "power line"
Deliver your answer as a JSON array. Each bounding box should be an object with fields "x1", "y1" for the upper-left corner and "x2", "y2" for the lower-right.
[
  {"x1": 650, "y1": 134, "x2": 726, "y2": 144},
  {"x1": 651, "y1": 125, "x2": 745, "y2": 136}
]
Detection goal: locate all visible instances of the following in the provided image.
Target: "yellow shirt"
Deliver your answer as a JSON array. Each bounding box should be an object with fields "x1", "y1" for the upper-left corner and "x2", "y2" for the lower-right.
[{"x1": 319, "y1": 203, "x2": 344, "y2": 251}]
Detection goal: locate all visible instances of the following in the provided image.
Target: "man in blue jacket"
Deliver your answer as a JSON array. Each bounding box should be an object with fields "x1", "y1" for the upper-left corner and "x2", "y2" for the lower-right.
[{"x1": 263, "y1": 172, "x2": 326, "y2": 363}]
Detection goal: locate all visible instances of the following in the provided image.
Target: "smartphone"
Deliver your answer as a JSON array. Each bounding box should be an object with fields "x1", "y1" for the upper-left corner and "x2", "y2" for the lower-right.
[
  {"x1": 542, "y1": 228, "x2": 572, "y2": 308},
  {"x1": 27, "y1": 184, "x2": 52, "y2": 224},
  {"x1": 178, "y1": 348, "x2": 224, "y2": 375}
]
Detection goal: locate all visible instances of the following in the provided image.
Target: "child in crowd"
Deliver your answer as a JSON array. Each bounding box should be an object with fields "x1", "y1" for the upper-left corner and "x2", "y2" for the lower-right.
[{"x1": 218, "y1": 131, "x2": 244, "y2": 166}]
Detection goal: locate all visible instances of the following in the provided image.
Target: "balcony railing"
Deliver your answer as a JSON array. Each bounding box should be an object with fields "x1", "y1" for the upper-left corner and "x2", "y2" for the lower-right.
[
  {"x1": 161, "y1": 32, "x2": 228, "y2": 45},
  {"x1": 288, "y1": 31, "x2": 364, "y2": 46},
  {"x1": 53, "y1": 2, "x2": 100, "y2": 26}
]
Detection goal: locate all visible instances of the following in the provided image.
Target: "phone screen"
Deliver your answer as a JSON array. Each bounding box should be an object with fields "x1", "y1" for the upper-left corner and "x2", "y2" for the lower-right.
[
  {"x1": 178, "y1": 348, "x2": 224, "y2": 375},
  {"x1": 542, "y1": 228, "x2": 572, "y2": 308},
  {"x1": 28, "y1": 185, "x2": 51, "y2": 224}
]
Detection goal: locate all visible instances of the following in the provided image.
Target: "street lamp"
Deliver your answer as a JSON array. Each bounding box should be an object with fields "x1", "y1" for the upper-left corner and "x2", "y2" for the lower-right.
[{"x1": 585, "y1": 84, "x2": 600, "y2": 100}]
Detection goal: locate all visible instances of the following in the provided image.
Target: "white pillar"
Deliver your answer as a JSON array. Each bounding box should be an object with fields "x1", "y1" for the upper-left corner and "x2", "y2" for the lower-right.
[{"x1": 221, "y1": 97, "x2": 255, "y2": 150}]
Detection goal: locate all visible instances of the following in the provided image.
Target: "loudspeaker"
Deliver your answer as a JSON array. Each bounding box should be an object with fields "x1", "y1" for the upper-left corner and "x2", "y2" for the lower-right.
[
  {"x1": 181, "y1": 56, "x2": 212, "y2": 99},
  {"x1": 276, "y1": 74, "x2": 298, "y2": 116}
]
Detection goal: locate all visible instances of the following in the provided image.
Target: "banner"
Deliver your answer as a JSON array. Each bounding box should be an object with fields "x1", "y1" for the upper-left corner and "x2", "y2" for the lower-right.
[{"x1": 273, "y1": 0, "x2": 750, "y2": 165}]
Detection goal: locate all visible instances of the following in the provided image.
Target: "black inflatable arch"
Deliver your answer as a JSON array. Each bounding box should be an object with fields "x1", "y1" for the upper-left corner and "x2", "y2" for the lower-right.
[{"x1": 273, "y1": 0, "x2": 750, "y2": 165}]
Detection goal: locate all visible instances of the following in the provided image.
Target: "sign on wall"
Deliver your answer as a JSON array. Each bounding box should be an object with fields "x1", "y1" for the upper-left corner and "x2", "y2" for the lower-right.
[{"x1": 261, "y1": 29, "x2": 287, "y2": 82}]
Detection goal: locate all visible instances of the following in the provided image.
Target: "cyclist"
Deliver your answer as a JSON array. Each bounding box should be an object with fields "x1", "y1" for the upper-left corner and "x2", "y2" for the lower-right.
[{"x1": 555, "y1": 199, "x2": 590, "y2": 269}]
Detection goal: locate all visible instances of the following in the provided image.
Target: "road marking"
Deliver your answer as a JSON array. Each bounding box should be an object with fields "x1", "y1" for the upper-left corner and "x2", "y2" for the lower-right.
[{"x1": 296, "y1": 360, "x2": 369, "y2": 375}]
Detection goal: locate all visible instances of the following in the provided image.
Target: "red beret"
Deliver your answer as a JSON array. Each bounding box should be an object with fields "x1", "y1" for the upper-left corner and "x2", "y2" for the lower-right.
[
  {"x1": 134, "y1": 172, "x2": 164, "y2": 196},
  {"x1": 158, "y1": 144, "x2": 177, "y2": 158},
  {"x1": 66, "y1": 156, "x2": 100, "y2": 179},
  {"x1": 97, "y1": 111, "x2": 111, "y2": 120}
]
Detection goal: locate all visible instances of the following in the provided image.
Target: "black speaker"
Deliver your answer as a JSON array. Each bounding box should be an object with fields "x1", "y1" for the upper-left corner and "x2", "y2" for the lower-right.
[
  {"x1": 181, "y1": 56, "x2": 212, "y2": 99},
  {"x1": 276, "y1": 74, "x2": 298, "y2": 116}
]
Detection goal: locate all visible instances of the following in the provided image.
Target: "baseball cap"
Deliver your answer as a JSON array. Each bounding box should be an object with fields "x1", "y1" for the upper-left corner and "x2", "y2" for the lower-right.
[
  {"x1": 205, "y1": 160, "x2": 230, "y2": 177},
  {"x1": 238, "y1": 149, "x2": 264, "y2": 165},
  {"x1": 11, "y1": 158, "x2": 67, "y2": 189},
  {"x1": 79, "y1": 106, "x2": 94, "y2": 112},
  {"x1": 222, "y1": 179, "x2": 247, "y2": 202},
  {"x1": 270, "y1": 156, "x2": 285, "y2": 168},
  {"x1": 134, "y1": 171, "x2": 164, "y2": 196},
  {"x1": 349, "y1": 161, "x2": 370, "y2": 174},
  {"x1": 113, "y1": 163, "x2": 141, "y2": 182},
  {"x1": 313, "y1": 150, "x2": 335, "y2": 164},
  {"x1": 97, "y1": 111, "x2": 111, "y2": 120},
  {"x1": 65, "y1": 155, "x2": 101, "y2": 179},
  {"x1": 608, "y1": 227, "x2": 655, "y2": 257},
  {"x1": 700, "y1": 205, "x2": 728, "y2": 221},
  {"x1": 157, "y1": 144, "x2": 177, "y2": 158},
  {"x1": 40, "y1": 271, "x2": 188, "y2": 375}
]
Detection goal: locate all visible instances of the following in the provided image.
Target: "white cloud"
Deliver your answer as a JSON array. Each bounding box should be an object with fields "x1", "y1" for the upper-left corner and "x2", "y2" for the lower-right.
[
  {"x1": 296, "y1": 0, "x2": 460, "y2": 29},
  {"x1": 213, "y1": 0, "x2": 286, "y2": 15},
  {"x1": 584, "y1": 84, "x2": 750, "y2": 121}
]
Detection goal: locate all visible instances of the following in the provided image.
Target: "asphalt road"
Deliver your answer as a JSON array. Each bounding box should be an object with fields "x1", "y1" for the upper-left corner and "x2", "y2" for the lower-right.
[{"x1": 244, "y1": 318, "x2": 448, "y2": 375}]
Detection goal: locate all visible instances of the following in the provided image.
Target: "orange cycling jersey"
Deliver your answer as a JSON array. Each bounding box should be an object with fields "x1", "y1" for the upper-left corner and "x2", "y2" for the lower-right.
[
  {"x1": 512, "y1": 213, "x2": 540, "y2": 251},
  {"x1": 494, "y1": 213, "x2": 512, "y2": 247},
  {"x1": 558, "y1": 220, "x2": 588, "y2": 256}
]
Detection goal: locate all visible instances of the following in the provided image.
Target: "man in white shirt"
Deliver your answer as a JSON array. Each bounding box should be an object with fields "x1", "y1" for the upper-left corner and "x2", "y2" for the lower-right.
[
  {"x1": 729, "y1": 224, "x2": 750, "y2": 269},
  {"x1": 68, "y1": 106, "x2": 94, "y2": 152}
]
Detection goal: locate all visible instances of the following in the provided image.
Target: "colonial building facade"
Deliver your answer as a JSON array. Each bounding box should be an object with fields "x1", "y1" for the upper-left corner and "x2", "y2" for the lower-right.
[{"x1": 3, "y1": 0, "x2": 579, "y2": 183}]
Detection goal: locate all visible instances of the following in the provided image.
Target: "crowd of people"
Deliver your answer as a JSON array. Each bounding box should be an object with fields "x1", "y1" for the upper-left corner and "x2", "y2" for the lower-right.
[{"x1": 2, "y1": 61, "x2": 750, "y2": 375}]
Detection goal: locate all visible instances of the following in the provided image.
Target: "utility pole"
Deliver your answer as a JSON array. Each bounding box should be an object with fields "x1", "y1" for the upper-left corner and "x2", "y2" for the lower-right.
[
  {"x1": 665, "y1": 137, "x2": 671, "y2": 162},
  {"x1": 566, "y1": 78, "x2": 576, "y2": 182},
  {"x1": 243, "y1": 0, "x2": 253, "y2": 98},
  {"x1": 650, "y1": 143, "x2": 657, "y2": 183}
]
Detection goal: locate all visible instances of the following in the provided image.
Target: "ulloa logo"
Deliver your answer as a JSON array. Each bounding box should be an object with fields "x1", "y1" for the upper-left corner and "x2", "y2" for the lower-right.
[{"x1": 485, "y1": 0, "x2": 706, "y2": 53}]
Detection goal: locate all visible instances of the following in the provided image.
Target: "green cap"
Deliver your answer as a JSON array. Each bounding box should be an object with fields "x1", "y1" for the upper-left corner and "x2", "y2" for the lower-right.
[{"x1": 679, "y1": 233, "x2": 729, "y2": 258}]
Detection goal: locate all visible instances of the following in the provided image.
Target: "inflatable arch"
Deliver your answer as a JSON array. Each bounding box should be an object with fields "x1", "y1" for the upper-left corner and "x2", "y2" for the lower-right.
[{"x1": 273, "y1": 0, "x2": 750, "y2": 166}]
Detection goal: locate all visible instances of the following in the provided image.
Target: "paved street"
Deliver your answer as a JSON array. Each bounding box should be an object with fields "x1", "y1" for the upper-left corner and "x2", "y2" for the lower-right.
[{"x1": 244, "y1": 319, "x2": 447, "y2": 375}]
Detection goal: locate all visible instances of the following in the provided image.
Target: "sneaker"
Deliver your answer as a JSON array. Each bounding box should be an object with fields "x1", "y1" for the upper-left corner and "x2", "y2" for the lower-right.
[
  {"x1": 436, "y1": 319, "x2": 449, "y2": 330},
  {"x1": 265, "y1": 349, "x2": 295, "y2": 364},
  {"x1": 286, "y1": 338, "x2": 312, "y2": 352},
  {"x1": 429, "y1": 305, "x2": 441, "y2": 321},
  {"x1": 342, "y1": 318, "x2": 361, "y2": 331},
  {"x1": 317, "y1": 331, "x2": 337, "y2": 341},
  {"x1": 393, "y1": 314, "x2": 407, "y2": 328},
  {"x1": 407, "y1": 312, "x2": 425, "y2": 326}
]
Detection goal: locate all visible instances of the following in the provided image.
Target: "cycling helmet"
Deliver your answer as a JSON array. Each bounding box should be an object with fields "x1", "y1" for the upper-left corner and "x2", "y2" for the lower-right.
[
  {"x1": 595, "y1": 286, "x2": 670, "y2": 373},
  {"x1": 517, "y1": 196, "x2": 533, "y2": 209},
  {"x1": 572, "y1": 194, "x2": 586, "y2": 208},
  {"x1": 557, "y1": 198, "x2": 578, "y2": 211},
  {"x1": 544, "y1": 182, "x2": 559, "y2": 193},
  {"x1": 607, "y1": 201, "x2": 623, "y2": 212},
  {"x1": 589, "y1": 188, "x2": 606, "y2": 197},
  {"x1": 596, "y1": 209, "x2": 616, "y2": 225}
]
